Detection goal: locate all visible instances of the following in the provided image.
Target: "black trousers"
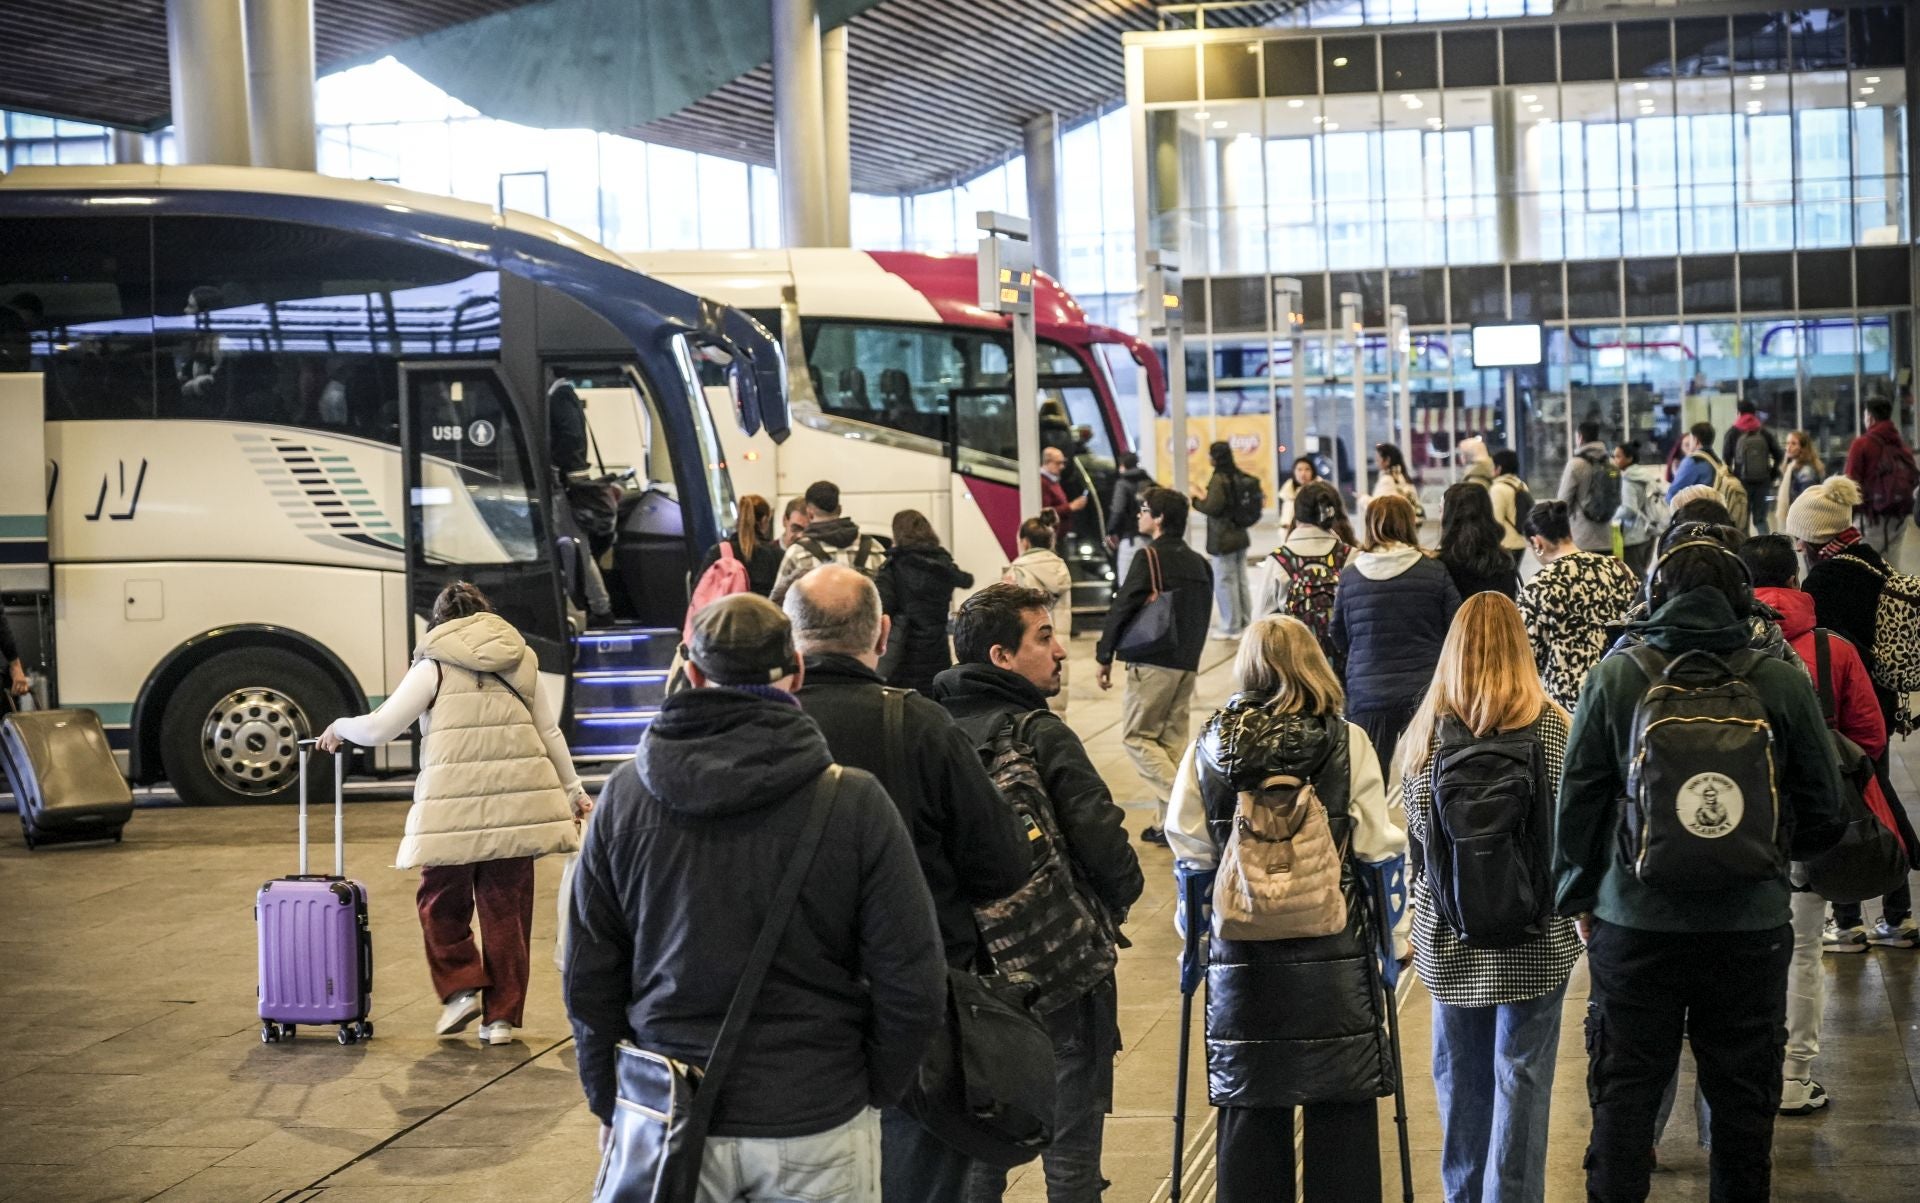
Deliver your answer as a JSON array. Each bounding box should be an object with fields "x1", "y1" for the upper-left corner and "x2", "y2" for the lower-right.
[
  {"x1": 1216, "y1": 1100, "x2": 1381, "y2": 1203},
  {"x1": 1583, "y1": 920, "x2": 1792, "y2": 1203},
  {"x1": 1352, "y1": 705, "x2": 1418, "y2": 782}
]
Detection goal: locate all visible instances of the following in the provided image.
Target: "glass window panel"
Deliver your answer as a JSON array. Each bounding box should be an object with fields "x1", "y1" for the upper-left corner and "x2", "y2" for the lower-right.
[
  {"x1": 751, "y1": 164, "x2": 781, "y2": 249},
  {"x1": 543, "y1": 129, "x2": 603, "y2": 242},
  {"x1": 1741, "y1": 251, "x2": 1796, "y2": 312},
  {"x1": 1297, "y1": 273, "x2": 1329, "y2": 329},
  {"x1": 1742, "y1": 316, "x2": 1801, "y2": 438},
  {"x1": 1438, "y1": 88, "x2": 1499, "y2": 264},
  {"x1": 1625, "y1": 258, "x2": 1679, "y2": 317},
  {"x1": 1676, "y1": 76, "x2": 1737, "y2": 253},
  {"x1": 1388, "y1": 267, "x2": 1446, "y2": 326},
  {"x1": 1204, "y1": 42, "x2": 1261, "y2": 100},
  {"x1": 1736, "y1": 73, "x2": 1794, "y2": 251},
  {"x1": 0, "y1": 214, "x2": 157, "y2": 419},
  {"x1": 1143, "y1": 47, "x2": 1199, "y2": 104},
  {"x1": 1382, "y1": 32, "x2": 1438, "y2": 91},
  {"x1": 646, "y1": 145, "x2": 700, "y2": 250},
  {"x1": 1794, "y1": 71, "x2": 1853, "y2": 248},
  {"x1": 1674, "y1": 16, "x2": 1733, "y2": 78},
  {"x1": 1565, "y1": 326, "x2": 1624, "y2": 459},
  {"x1": 408, "y1": 368, "x2": 539, "y2": 564},
  {"x1": 1803, "y1": 316, "x2": 1860, "y2": 465},
  {"x1": 1331, "y1": 270, "x2": 1386, "y2": 328},
  {"x1": 1263, "y1": 107, "x2": 1323, "y2": 272},
  {"x1": 599, "y1": 135, "x2": 649, "y2": 249},
  {"x1": 315, "y1": 58, "x2": 456, "y2": 124},
  {"x1": 696, "y1": 156, "x2": 750, "y2": 248},
  {"x1": 1264, "y1": 39, "x2": 1319, "y2": 97},
  {"x1": 1567, "y1": 260, "x2": 1622, "y2": 320},
  {"x1": 851, "y1": 193, "x2": 902, "y2": 252},
  {"x1": 1381, "y1": 93, "x2": 1445, "y2": 268},
  {"x1": 1501, "y1": 28, "x2": 1556, "y2": 87},
  {"x1": 1449, "y1": 264, "x2": 1505, "y2": 325},
  {"x1": 1797, "y1": 248, "x2": 1852, "y2": 309},
  {"x1": 1560, "y1": 83, "x2": 1625, "y2": 260},
  {"x1": 1853, "y1": 69, "x2": 1908, "y2": 246},
  {"x1": 1510, "y1": 262, "x2": 1564, "y2": 322},
  {"x1": 498, "y1": 171, "x2": 548, "y2": 217},
  {"x1": 1624, "y1": 324, "x2": 1690, "y2": 457},
  {"x1": 1561, "y1": 25, "x2": 1615, "y2": 84},
  {"x1": 1623, "y1": 79, "x2": 1680, "y2": 257},
  {"x1": 1513, "y1": 87, "x2": 1564, "y2": 261},
  {"x1": 1681, "y1": 254, "x2": 1737, "y2": 314},
  {"x1": 56, "y1": 137, "x2": 107, "y2": 165},
  {"x1": 1320, "y1": 94, "x2": 1385, "y2": 268},
  {"x1": 1733, "y1": 13, "x2": 1793, "y2": 74},
  {"x1": 1617, "y1": 21, "x2": 1673, "y2": 79},
  {"x1": 1856, "y1": 246, "x2": 1911, "y2": 308},
  {"x1": 1861, "y1": 313, "x2": 1907, "y2": 435},
  {"x1": 1789, "y1": 8, "x2": 1849, "y2": 73},
  {"x1": 9, "y1": 113, "x2": 55, "y2": 138},
  {"x1": 1442, "y1": 29, "x2": 1499, "y2": 89},
  {"x1": 1323, "y1": 36, "x2": 1379, "y2": 95},
  {"x1": 1849, "y1": 6, "x2": 1905, "y2": 70}
]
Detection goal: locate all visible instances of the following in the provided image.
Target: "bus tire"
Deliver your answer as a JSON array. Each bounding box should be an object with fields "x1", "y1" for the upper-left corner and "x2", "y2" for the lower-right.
[{"x1": 159, "y1": 648, "x2": 351, "y2": 806}]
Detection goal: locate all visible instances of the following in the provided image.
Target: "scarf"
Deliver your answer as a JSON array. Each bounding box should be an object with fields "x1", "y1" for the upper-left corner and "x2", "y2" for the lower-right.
[{"x1": 1814, "y1": 528, "x2": 1863, "y2": 561}]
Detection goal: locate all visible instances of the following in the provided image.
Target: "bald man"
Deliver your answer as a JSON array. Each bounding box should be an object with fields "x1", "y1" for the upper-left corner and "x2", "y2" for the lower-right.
[{"x1": 785, "y1": 565, "x2": 1028, "y2": 1203}]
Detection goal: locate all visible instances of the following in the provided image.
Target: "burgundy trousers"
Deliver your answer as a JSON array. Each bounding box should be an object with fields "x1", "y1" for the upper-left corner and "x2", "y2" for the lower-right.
[{"x1": 416, "y1": 856, "x2": 535, "y2": 1025}]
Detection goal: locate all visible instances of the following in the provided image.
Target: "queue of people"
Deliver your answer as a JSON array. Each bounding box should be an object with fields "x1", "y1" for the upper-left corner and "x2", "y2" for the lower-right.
[{"x1": 333, "y1": 441, "x2": 1917, "y2": 1203}]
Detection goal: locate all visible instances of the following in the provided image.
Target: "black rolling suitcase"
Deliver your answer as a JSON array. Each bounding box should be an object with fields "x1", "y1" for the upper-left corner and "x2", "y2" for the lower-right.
[{"x1": 1, "y1": 705, "x2": 135, "y2": 849}]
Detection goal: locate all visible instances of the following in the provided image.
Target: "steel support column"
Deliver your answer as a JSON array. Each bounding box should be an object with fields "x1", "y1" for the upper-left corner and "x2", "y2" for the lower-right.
[
  {"x1": 1023, "y1": 112, "x2": 1062, "y2": 278},
  {"x1": 243, "y1": 0, "x2": 316, "y2": 171},
  {"x1": 772, "y1": 0, "x2": 831, "y2": 247},
  {"x1": 166, "y1": 0, "x2": 251, "y2": 166},
  {"x1": 823, "y1": 23, "x2": 851, "y2": 246}
]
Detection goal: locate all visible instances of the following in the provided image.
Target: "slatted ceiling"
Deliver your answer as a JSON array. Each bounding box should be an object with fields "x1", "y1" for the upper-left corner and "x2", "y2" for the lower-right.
[
  {"x1": 0, "y1": 0, "x2": 544, "y2": 130},
  {"x1": 1, "y1": 0, "x2": 1309, "y2": 193}
]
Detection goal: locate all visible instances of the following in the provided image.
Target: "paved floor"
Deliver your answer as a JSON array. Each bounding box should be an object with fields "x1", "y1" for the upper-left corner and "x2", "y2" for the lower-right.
[{"x1": 6, "y1": 623, "x2": 1920, "y2": 1201}]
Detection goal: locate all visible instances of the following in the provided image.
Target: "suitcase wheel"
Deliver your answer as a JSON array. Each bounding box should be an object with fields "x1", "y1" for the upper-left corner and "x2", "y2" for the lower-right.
[
  {"x1": 356, "y1": 1020, "x2": 374, "y2": 1041},
  {"x1": 336, "y1": 1025, "x2": 357, "y2": 1046}
]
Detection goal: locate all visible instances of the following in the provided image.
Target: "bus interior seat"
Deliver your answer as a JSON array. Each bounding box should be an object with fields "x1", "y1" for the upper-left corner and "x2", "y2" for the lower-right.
[{"x1": 612, "y1": 486, "x2": 689, "y2": 628}]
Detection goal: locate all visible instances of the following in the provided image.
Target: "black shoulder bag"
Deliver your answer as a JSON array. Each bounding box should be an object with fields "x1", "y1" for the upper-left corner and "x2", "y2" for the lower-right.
[
  {"x1": 1114, "y1": 546, "x2": 1180, "y2": 661},
  {"x1": 592, "y1": 767, "x2": 844, "y2": 1203},
  {"x1": 1801, "y1": 631, "x2": 1908, "y2": 904}
]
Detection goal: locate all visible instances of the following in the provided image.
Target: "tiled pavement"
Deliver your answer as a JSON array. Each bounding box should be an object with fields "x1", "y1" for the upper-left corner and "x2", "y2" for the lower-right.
[{"x1": 6, "y1": 616, "x2": 1920, "y2": 1201}]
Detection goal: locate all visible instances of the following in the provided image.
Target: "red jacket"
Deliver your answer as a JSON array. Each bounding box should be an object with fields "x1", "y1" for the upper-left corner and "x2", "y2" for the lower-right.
[
  {"x1": 1844, "y1": 419, "x2": 1911, "y2": 508},
  {"x1": 1041, "y1": 473, "x2": 1073, "y2": 530},
  {"x1": 1757, "y1": 587, "x2": 1887, "y2": 761}
]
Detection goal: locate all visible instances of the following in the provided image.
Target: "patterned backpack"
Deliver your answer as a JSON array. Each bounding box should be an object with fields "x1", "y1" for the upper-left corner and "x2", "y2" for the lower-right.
[{"x1": 1274, "y1": 544, "x2": 1349, "y2": 668}]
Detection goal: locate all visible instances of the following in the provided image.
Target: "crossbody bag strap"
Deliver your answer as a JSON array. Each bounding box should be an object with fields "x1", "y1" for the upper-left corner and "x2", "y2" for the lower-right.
[
  {"x1": 689, "y1": 765, "x2": 843, "y2": 1128},
  {"x1": 1814, "y1": 628, "x2": 1837, "y2": 725},
  {"x1": 1145, "y1": 546, "x2": 1164, "y2": 600},
  {"x1": 881, "y1": 688, "x2": 906, "y2": 800}
]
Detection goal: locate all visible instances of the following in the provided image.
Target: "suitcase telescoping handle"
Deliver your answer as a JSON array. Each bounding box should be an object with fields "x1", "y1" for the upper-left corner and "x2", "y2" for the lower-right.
[{"x1": 295, "y1": 739, "x2": 348, "y2": 877}]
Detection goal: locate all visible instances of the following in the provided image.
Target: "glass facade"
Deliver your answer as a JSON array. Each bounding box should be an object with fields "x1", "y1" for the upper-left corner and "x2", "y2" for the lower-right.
[{"x1": 1131, "y1": 4, "x2": 1915, "y2": 507}]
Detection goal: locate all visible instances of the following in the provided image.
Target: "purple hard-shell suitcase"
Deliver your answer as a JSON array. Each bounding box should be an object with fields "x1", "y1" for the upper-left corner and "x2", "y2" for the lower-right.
[{"x1": 256, "y1": 743, "x2": 373, "y2": 1045}]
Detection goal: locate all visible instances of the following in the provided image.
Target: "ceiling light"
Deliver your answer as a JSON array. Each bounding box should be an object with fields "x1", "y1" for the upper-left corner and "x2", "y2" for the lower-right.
[
  {"x1": 1287, "y1": 98, "x2": 1304, "y2": 108},
  {"x1": 1405, "y1": 97, "x2": 1424, "y2": 110},
  {"x1": 1529, "y1": 104, "x2": 1544, "y2": 113},
  {"x1": 1521, "y1": 93, "x2": 1537, "y2": 103},
  {"x1": 1750, "y1": 76, "x2": 1765, "y2": 85},
  {"x1": 1195, "y1": 110, "x2": 1210, "y2": 120},
  {"x1": 1854, "y1": 100, "x2": 1868, "y2": 109},
  {"x1": 1332, "y1": 57, "x2": 1349, "y2": 68},
  {"x1": 1866, "y1": 75, "x2": 1881, "y2": 84},
  {"x1": 1860, "y1": 86, "x2": 1876, "y2": 95},
  {"x1": 1325, "y1": 121, "x2": 1340, "y2": 130},
  {"x1": 1313, "y1": 115, "x2": 1325, "y2": 124},
  {"x1": 1211, "y1": 120, "x2": 1228, "y2": 130},
  {"x1": 1635, "y1": 81, "x2": 1650, "y2": 91}
]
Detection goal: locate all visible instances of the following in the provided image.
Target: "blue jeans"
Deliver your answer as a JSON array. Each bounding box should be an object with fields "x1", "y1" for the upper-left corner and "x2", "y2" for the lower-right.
[
  {"x1": 1430, "y1": 983, "x2": 1567, "y2": 1203},
  {"x1": 1211, "y1": 551, "x2": 1250, "y2": 636},
  {"x1": 881, "y1": 1105, "x2": 972, "y2": 1203},
  {"x1": 968, "y1": 982, "x2": 1115, "y2": 1203}
]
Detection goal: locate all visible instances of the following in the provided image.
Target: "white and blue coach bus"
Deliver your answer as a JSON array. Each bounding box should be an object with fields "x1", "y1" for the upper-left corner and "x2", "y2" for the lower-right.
[{"x1": 0, "y1": 165, "x2": 785, "y2": 806}]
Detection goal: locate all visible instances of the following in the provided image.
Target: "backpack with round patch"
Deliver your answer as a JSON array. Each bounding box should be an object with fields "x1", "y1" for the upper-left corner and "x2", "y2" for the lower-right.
[
  {"x1": 1621, "y1": 646, "x2": 1784, "y2": 891},
  {"x1": 1273, "y1": 544, "x2": 1348, "y2": 670}
]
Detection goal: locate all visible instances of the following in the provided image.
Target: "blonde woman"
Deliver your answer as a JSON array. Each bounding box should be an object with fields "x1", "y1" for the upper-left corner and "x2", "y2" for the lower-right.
[
  {"x1": 1168, "y1": 617, "x2": 1406, "y2": 1203},
  {"x1": 1771, "y1": 430, "x2": 1823, "y2": 533},
  {"x1": 1396, "y1": 593, "x2": 1578, "y2": 1203}
]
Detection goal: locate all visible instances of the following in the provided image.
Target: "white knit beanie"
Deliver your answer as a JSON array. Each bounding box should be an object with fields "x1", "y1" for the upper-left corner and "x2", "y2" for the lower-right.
[{"x1": 1784, "y1": 475, "x2": 1863, "y2": 544}]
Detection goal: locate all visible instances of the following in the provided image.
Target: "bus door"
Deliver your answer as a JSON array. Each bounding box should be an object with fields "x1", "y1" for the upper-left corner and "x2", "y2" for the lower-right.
[
  {"x1": 0, "y1": 371, "x2": 51, "y2": 704},
  {"x1": 398, "y1": 363, "x2": 568, "y2": 676}
]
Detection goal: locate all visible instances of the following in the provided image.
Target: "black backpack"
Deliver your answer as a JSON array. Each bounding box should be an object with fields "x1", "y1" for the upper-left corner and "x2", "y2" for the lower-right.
[
  {"x1": 1577, "y1": 448, "x2": 1621, "y2": 524},
  {"x1": 1493, "y1": 474, "x2": 1534, "y2": 530},
  {"x1": 1622, "y1": 647, "x2": 1784, "y2": 891},
  {"x1": 1421, "y1": 716, "x2": 1553, "y2": 948},
  {"x1": 1734, "y1": 428, "x2": 1773, "y2": 486},
  {"x1": 1227, "y1": 470, "x2": 1265, "y2": 528}
]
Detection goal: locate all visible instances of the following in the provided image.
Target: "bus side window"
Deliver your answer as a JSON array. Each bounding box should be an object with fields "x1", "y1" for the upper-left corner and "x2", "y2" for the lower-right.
[
  {"x1": 147, "y1": 216, "x2": 501, "y2": 445},
  {"x1": 0, "y1": 215, "x2": 159, "y2": 420},
  {"x1": 802, "y1": 319, "x2": 960, "y2": 446}
]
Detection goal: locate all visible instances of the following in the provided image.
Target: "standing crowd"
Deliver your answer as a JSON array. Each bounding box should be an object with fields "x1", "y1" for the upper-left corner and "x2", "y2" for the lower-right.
[{"x1": 326, "y1": 401, "x2": 1919, "y2": 1202}]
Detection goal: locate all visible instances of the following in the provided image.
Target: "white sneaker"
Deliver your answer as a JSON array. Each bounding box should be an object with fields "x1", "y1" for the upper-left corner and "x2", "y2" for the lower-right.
[
  {"x1": 478, "y1": 1020, "x2": 514, "y2": 1045},
  {"x1": 1779, "y1": 1078, "x2": 1829, "y2": 1115},
  {"x1": 435, "y1": 989, "x2": 482, "y2": 1035}
]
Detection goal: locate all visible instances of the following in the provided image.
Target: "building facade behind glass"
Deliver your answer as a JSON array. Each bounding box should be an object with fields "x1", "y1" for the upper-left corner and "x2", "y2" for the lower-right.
[{"x1": 1127, "y1": 2, "x2": 1915, "y2": 507}]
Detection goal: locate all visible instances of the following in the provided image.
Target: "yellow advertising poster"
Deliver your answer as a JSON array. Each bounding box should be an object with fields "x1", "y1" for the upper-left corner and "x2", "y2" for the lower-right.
[{"x1": 1155, "y1": 415, "x2": 1278, "y2": 506}]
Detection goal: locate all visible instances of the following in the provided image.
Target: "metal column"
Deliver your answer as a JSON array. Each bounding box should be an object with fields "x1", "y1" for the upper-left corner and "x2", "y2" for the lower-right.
[
  {"x1": 771, "y1": 0, "x2": 830, "y2": 247},
  {"x1": 110, "y1": 128, "x2": 148, "y2": 165},
  {"x1": 1341, "y1": 292, "x2": 1368, "y2": 500},
  {"x1": 980, "y1": 213, "x2": 1041, "y2": 520},
  {"x1": 823, "y1": 23, "x2": 851, "y2": 247},
  {"x1": 1023, "y1": 113, "x2": 1062, "y2": 278},
  {"x1": 166, "y1": 0, "x2": 251, "y2": 166},
  {"x1": 1388, "y1": 304, "x2": 1411, "y2": 454},
  {"x1": 1274, "y1": 277, "x2": 1306, "y2": 488},
  {"x1": 243, "y1": 0, "x2": 315, "y2": 170},
  {"x1": 1148, "y1": 251, "x2": 1189, "y2": 497}
]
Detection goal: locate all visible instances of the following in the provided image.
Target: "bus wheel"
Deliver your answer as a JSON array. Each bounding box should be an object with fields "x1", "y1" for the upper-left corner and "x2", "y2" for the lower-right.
[{"x1": 159, "y1": 649, "x2": 349, "y2": 806}]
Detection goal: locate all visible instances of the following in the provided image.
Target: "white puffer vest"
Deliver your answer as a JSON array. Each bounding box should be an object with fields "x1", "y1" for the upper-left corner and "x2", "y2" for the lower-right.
[{"x1": 394, "y1": 613, "x2": 580, "y2": 870}]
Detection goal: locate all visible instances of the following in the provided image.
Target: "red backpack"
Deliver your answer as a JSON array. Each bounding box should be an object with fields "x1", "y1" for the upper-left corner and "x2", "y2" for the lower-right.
[
  {"x1": 682, "y1": 542, "x2": 752, "y2": 642},
  {"x1": 1864, "y1": 429, "x2": 1918, "y2": 519}
]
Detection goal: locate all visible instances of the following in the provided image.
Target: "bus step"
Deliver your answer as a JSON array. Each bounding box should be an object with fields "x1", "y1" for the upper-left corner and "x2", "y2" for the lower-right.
[
  {"x1": 568, "y1": 708, "x2": 659, "y2": 758},
  {"x1": 572, "y1": 669, "x2": 671, "y2": 711},
  {"x1": 574, "y1": 627, "x2": 678, "y2": 671}
]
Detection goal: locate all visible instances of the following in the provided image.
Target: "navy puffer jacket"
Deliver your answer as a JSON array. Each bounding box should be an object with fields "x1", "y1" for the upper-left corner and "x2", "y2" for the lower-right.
[{"x1": 1331, "y1": 545, "x2": 1460, "y2": 714}]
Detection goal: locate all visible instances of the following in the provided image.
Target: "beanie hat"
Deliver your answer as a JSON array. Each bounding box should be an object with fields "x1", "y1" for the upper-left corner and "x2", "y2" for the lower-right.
[{"x1": 1784, "y1": 475, "x2": 1863, "y2": 545}]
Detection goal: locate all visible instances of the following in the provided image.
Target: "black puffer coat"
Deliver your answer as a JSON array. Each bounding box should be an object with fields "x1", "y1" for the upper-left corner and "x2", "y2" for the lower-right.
[
  {"x1": 877, "y1": 545, "x2": 974, "y2": 695},
  {"x1": 1195, "y1": 699, "x2": 1395, "y2": 1109}
]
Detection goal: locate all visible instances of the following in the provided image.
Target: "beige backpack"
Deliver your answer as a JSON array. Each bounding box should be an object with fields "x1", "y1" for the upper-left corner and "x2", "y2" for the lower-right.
[{"x1": 1213, "y1": 773, "x2": 1349, "y2": 941}]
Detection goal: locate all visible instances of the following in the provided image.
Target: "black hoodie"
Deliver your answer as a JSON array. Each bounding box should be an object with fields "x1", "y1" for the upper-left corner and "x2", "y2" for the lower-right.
[{"x1": 565, "y1": 687, "x2": 945, "y2": 1137}]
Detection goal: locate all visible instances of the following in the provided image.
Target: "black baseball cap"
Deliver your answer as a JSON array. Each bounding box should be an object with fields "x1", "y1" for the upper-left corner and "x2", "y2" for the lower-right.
[{"x1": 687, "y1": 594, "x2": 799, "y2": 685}]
